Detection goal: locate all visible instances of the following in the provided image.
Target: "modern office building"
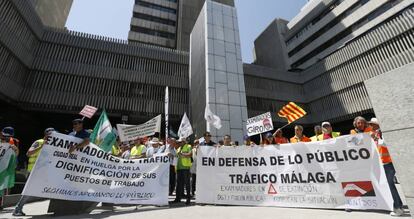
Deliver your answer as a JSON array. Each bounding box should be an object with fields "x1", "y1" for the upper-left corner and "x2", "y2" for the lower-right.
[
  {"x1": 129, "y1": 0, "x2": 234, "y2": 50},
  {"x1": 2, "y1": 0, "x2": 414, "y2": 210},
  {"x1": 245, "y1": 0, "x2": 414, "y2": 131},
  {"x1": 0, "y1": 0, "x2": 189, "y2": 148}
]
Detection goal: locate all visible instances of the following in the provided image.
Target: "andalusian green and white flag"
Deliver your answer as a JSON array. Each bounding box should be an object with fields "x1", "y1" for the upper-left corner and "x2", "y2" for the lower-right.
[{"x1": 90, "y1": 110, "x2": 116, "y2": 152}]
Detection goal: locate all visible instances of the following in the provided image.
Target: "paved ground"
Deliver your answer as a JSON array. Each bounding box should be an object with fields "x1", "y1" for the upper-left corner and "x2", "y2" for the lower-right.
[{"x1": 0, "y1": 199, "x2": 411, "y2": 219}]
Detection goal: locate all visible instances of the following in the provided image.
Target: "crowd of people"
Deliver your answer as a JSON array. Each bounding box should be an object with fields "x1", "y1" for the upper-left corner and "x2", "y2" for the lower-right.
[{"x1": 0, "y1": 115, "x2": 405, "y2": 216}]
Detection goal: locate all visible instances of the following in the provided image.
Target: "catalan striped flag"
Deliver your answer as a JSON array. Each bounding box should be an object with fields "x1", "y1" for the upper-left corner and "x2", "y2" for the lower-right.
[{"x1": 278, "y1": 102, "x2": 307, "y2": 123}]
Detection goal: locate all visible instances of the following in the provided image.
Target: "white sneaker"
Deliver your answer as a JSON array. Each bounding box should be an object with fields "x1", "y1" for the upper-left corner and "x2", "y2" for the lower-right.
[{"x1": 390, "y1": 208, "x2": 404, "y2": 217}]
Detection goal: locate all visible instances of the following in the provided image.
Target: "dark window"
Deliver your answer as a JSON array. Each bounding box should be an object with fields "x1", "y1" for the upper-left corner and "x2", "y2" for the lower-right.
[
  {"x1": 133, "y1": 12, "x2": 176, "y2": 26},
  {"x1": 135, "y1": 0, "x2": 176, "y2": 14},
  {"x1": 131, "y1": 26, "x2": 176, "y2": 39}
]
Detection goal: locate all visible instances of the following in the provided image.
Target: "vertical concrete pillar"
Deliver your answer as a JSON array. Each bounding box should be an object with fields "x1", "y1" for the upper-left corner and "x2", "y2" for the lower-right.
[
  {"x1": 190, "y1": 0, "x2": 247, "y2": 143},
  {"x1": 365, "y1": 63, "x2": 414, "y2": 214}
]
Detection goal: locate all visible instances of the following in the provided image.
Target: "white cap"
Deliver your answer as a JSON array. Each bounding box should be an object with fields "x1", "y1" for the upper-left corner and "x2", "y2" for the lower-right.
[
  {"x1": 149, "y1": 137, "x2": 160, "y2": 144},
  {"x1": 368, "y1": 118, "x2": 380, "y2": 126},
  {"x1": 321, "y1": 121, "x2": 331, "y2": 127}
]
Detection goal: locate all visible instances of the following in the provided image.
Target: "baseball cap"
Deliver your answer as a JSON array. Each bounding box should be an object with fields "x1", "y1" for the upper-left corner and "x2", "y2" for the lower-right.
[
  {"x1": 1, "y1": 127, "x2": 14, "y2": 137},
  {"x1": 368, "y1": 118, "x2": 380, "y2": 126},
  {"x1": 44, "y1": 127, "x2": 55, "y2": 135},
  {"x1": 321, "y1": 121, "x2": 331, "y2": 127},
  {"x1": 72, "y1": 118, "x2": 83, "y2": 124}
]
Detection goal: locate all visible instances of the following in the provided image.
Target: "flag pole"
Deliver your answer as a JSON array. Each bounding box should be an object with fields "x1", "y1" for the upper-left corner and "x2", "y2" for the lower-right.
[{"x1": 278, "y1": 116, "x2": 305, "y2": 130}]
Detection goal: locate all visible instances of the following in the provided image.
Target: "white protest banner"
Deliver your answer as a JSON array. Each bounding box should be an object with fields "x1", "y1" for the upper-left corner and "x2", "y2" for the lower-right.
[
  {"x1": 117, "y1": 115, "x2": 161, "y2": 142},
  {"x1": 246, "y1": 112, "x2": 274, "y2": 136},
  {"x1": 196, "y1": 134, "x2": 393, "y2": 210},
  {"x1": 79, "y1": 105, "x2": 98, "y2": 119},
  {"x1": 23, "y1": 132, "x2": 169, "y2": 205}
]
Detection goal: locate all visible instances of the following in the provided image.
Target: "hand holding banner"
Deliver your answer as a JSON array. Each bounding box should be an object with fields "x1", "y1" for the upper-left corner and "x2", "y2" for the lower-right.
[
  {"x1": 196, "y1": 134, "x2": 393, "y2": 211},
  {"x1": 23, "y1": 132, "x2": 169, "y2": 205}
]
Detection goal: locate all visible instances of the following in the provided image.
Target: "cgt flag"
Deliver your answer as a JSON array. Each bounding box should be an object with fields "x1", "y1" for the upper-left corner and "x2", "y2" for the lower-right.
[
  {"x1": 178, "y1": 113, "x2": 193, "y2": 138},
  {"x1": 90, "y1": 110, "x2": 116, "y2": 152},
  {"x1": 278, "y1": 102, "x2": 306, "y2": 123},
  {"x1": 205, "y1": 105, "x2": 222, "y2": 129}
]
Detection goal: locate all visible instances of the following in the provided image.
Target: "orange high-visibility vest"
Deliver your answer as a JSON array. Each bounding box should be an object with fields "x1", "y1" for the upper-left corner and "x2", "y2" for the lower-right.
[
  {"x1": 376, "y1": 137, "x2": 392, "y2": 164},
  {"x1": 377, "y1": 145, "x2": 392, "y2": 164}
]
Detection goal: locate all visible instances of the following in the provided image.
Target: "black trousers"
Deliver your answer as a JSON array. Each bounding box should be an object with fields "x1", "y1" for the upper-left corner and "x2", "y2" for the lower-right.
[
  {"x1": 191, "y1": 174, "x2": 196, "y2": 195},
  {"x1": 169, "y1": 165, "x2": 176, "y2": 195},
  {"x1": 175, "y1": 169, "x2": 191, "y2": 201}
]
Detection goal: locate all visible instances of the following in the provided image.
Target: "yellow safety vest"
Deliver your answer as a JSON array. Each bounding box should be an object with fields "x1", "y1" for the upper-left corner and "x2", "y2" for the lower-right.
[
  {"x1": 111, "y1": 145, "x2": 120, "y2": 156},
  {"x1": 177, "y1": 144, "x2": 192, "y2": 169},
  {"x1": 317, "y1": 132, "x2": 341, "y2": 140},
  {"x1": 130, "y1": 144, "x2": 146, "y2": 157},
  {"x1": 28, "y1": 139, "x2": 44, "y2": 172}
]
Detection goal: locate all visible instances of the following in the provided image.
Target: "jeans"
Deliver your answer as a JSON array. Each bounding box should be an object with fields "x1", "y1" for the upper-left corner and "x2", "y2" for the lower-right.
[
  {"x1": 384, "y1": 163, "x2": 403, "y2": 209},
  {"x1": 191, "y1": 174, "x2": 196, "y2": 195},
  {"x1": 169, "y1": 165, "x2": 176, "y2": 195},
  {"x1": 175, "y1": 169, "x2": 191, "y2": 201}
]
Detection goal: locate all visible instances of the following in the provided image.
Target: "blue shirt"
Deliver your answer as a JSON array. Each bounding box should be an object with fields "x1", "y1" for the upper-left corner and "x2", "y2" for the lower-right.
[{"x1": 69, "y1": 129, "x2": 90, "y2": 140}]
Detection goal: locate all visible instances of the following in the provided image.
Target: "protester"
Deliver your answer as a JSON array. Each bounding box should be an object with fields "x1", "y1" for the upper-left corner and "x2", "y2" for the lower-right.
[
  {"x1": 166, "y1": 138, "x2": 177, "y2": 195},
  {"x1": 68, "y1": 119, "x2": 91, "y2": 153},
  {"x1": 130, "y1": 138, "x2": 146, "y2": 159},
  {"x1": 310, "y1": 125, "x2": 323, "y2": 142},
  {"x1": 173, "y1": 138, "x2": 192, "y2": 205},
  {"x1": 1, "y1": 127, "x2": 21, "y2": 168},
  {"x1": 368, "y1": 118, "x2": 404, "y2": 216},
  {"x1": 0, "y1": 127, "x2": 19, "y2": 155},
  {"x1": 243, "y1": 135, "x2": 256, "y2": 146},
  {"x1": 261, "y1": 132, "x2": 276, "y2": 145},
  {"x1": 120, "y1": 142, "x2": 131, "y2": 159},
  {"x1": 111, "y1": 138, "x2": 121, "y2": 156},
  {"x1": 290, "y1": 125, "x2": 311, "y2": 143},
  {"x1": 0, "y1": 128, "x2": 19, "y2": 210},
  {"x1": 199, "y1": 132, "x2": 216, "y2": 146},
  {"x1": 190, "y1": 140, "x2": 199, "y2": 197},
  {"x1": 319, "y1": 122, "x2": 340, "y2": 140},
  {"x1": 350, "y1": 116, "x2": 372, "y2": 134},
  {"x1": 223, "y1": 135, "x2": 232, "y2": 146},
  {"x1": 146, "y1": 138, "x2": 164, "y2": 158},
  {"x1": 13, "y1": 128, "x2": 55, "y2": 216},
  {"x1": 273, "y1": 129, "x2": 289, "y2": 144}
]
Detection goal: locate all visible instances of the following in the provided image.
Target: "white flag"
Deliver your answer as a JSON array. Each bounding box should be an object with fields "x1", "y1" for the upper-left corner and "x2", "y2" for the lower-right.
[
  {"x1": 178, "y1": 113, "x2": 193, "y2": 138},
  {"x1": 204, "y1": 105, "x2": 222, "y2": 129}
]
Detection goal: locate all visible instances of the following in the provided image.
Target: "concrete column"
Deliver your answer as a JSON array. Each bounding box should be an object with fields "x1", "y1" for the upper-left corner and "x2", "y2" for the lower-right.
[
  {"x1": 365, "y1": 63, "x2": 414, "y2": 213},
  {"x1": 189, "y1": 0, "x2": 247, "y2": 143}
]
